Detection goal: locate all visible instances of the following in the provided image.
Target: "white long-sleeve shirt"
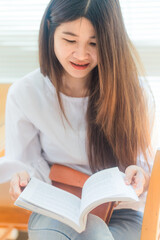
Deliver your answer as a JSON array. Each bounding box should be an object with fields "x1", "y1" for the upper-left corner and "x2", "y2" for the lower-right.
[{"x1": 0, "y1": 68, "x2": 159, "y2": 212}]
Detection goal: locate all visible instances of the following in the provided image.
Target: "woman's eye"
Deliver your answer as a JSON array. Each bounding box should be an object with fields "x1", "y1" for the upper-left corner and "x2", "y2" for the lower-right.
[
  {"x1": 90, "y1": 42, "x2": 96, "y2": 46},
  {"x1": 64, "y1": 39, "x2": 76, "y2": 43}
]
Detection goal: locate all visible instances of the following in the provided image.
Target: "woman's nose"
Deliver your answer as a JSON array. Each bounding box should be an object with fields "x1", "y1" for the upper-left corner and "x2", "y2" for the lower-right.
[{"x1": 73, "y1": 44, "x2": 88, "y2": 60}]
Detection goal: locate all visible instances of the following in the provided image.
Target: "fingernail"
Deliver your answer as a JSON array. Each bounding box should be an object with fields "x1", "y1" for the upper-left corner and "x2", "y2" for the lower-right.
[{"x1": 21, "y1": 180, "x2": 27, "y2": 186}]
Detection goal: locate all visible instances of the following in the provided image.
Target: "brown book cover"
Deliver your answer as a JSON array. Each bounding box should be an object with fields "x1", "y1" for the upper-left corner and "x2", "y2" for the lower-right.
[{"x1": 49, "y1": 164, "x2": 115, "y2": 224}]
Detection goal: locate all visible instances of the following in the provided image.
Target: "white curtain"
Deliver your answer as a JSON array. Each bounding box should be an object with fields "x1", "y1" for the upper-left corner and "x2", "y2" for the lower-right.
[{"x1": 0, "y1": 0, "x2": 160, "y2": 82}]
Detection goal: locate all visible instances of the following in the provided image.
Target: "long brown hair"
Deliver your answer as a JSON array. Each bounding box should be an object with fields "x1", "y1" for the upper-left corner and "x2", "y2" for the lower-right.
[{"x1": 39, "y1": 0, "x2": 154, "y2": 173}]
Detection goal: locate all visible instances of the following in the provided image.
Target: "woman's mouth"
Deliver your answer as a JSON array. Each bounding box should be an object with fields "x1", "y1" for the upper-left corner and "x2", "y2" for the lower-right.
[{"x1": 70, "y1": 62, "x2": 89, "y2": 70}]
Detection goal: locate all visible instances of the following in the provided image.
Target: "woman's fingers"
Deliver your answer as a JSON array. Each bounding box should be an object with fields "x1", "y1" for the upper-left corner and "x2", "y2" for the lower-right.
[
  {"x1": 124, "y1": 165, "x2": 137, "y2": 185},
  {"x1": 9, "y1": 171, "x2": 30, "y2": 201},
  {"x1": 9, "y1": 173, "x2": 21, "y2": 200},
  {"x1": 124, "y1": 165, "x2": 146, "y2": 196},
  {"x1": 132, "y1": 171, "x2": 145, "y2": 196},
  {"x1": 18, "y1": 171, "x2": 30, "y2": 188}
]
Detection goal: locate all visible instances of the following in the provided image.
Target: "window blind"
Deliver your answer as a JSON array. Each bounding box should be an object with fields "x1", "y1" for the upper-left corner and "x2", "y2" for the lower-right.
[
  {"x1": 0, "y1": 0, "x2": 160, "y2": 82},
  {"x1": 120, "y1": 0, "x2": 160, "y2": 77},
  {"x1": 0, "y1": 0, "x2": 48, "y2": 82},
  {"x1": 120, "y1": 0, "x2": 160, "y2": 44}
]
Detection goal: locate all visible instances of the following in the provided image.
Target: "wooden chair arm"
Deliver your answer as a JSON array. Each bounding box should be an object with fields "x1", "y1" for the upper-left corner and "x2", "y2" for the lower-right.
[
  {"x1": 0, "y1": 84, "x2": 11, "y2": 157},
  {"x1": 141, "y1": 150, "x2": 160, "y2": 240}
]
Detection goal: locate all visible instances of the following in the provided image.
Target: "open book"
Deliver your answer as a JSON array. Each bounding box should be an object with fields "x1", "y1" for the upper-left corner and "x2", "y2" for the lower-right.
[{"x1": 15, "y1": 167, "x2": 139, "y2": 233}]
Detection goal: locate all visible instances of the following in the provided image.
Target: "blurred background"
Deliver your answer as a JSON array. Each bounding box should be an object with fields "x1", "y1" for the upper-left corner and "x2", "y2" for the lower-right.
[{"x1": 0, "y1": 0, "x2": 160, "y2": 80}]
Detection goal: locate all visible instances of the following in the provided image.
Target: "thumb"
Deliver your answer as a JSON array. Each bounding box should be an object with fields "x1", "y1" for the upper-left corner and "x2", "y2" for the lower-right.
[{"x1": 18, "y1": 171, "x2": 30, "y2": 187}]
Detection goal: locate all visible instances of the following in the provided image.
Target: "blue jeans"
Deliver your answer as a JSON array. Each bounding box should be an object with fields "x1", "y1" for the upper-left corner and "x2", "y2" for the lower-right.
[{"x1": 28, "y1": 209, "x2": 143, "y2": 240}]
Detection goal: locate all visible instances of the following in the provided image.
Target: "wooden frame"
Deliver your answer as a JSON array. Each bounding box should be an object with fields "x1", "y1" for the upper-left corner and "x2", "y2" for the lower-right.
[
  {"x1": 141, "y1": 149, "x2": 160, "y2": 240},
  {"x1": 0, "y1": 181, "x2": 31, "y2": 240}
]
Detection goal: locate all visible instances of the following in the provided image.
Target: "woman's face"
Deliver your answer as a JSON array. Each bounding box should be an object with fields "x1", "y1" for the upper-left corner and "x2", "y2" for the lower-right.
[{"x1": 54, "y1": 17, "x2": 98, "y2": 82}]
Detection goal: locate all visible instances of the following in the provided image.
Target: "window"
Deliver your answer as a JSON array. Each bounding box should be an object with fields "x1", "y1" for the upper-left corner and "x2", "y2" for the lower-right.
[
  {"x1": 0, "y1": 0, "x2": 48, "y2": 82},
  {"x1": 0, "y1": 0, "x2": 160, "y2": 82},
  {"x1": 120, "y1": 0, "x2": 160, "y2": 44},
  {"x1": 120, "y1": 0, "x2": 160, "y2": 77}
]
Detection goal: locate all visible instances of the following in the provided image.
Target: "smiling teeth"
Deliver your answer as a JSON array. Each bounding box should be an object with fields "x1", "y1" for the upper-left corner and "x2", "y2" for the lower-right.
[{"x1": 73, "y1": 63, "x2": 88, "y2": 66}]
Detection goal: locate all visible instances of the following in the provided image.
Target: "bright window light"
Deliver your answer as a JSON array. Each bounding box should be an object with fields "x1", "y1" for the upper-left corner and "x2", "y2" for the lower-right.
[{"x1": 0, "y1": 0, "x2": 160, "y2": 82}]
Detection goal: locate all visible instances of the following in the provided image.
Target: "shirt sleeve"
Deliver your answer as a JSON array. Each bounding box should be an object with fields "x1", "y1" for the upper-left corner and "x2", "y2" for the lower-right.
[
  {"x1": 137, "y1": 80, "x2": 160, "y2": 174},
  {"x1": 0, "y1": 84, "x2": 51, "y2": 184}
]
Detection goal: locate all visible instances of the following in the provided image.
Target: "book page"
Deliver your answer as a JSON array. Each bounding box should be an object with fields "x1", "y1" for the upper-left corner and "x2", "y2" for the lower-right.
[
  {"x1": 80, "y1": 167, "x2": 138, "y2": 216},
  {"x1": 16, "y1": 177, "x2": 81, "y2": 225}
]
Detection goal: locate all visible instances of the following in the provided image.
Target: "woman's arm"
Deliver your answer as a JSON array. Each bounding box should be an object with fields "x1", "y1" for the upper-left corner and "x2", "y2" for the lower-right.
[{"x1": 0, "y1": 82, "x2": 51, "y2": 185}]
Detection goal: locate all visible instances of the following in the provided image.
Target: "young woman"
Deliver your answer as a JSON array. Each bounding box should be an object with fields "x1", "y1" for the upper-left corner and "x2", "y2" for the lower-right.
[{"x1": 2, "y1": 0, "x2": 158, "y2": 239}]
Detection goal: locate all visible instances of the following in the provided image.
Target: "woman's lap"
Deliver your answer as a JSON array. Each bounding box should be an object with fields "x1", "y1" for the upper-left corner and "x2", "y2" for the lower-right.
[
  {"x1": 28, "y1": 213, "x2": 113, "y2": 240},
  {"x1": 28, "y1": 209, "x2": 143, "y2": 240},
  {"x1": 108, "y1": 209, "x2": 143, "y2": 240}
]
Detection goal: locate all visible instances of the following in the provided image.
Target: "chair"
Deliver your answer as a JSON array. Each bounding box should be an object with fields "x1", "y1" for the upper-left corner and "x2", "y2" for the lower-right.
[
  {"x1": 140, "y1": 149, "x2": 160, "y2": 240},
  {"x1": 0, "y1": 83, "x2": 31, "y2": 240},
  {"x1": 0, "y1": 182, "x2": 31, "y2": 240},
  {"x1": 0, "y1": 84, "x2": 11, "y2": 158}
]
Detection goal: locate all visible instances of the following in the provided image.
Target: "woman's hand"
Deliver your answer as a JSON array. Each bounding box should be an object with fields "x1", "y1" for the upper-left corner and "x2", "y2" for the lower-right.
[
  {"x1": 124, "y1": 165, "x2": 150, "y2": 197},
  {"x1": 9, "y1": 171, "x2": 30, "y2": 201}
]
